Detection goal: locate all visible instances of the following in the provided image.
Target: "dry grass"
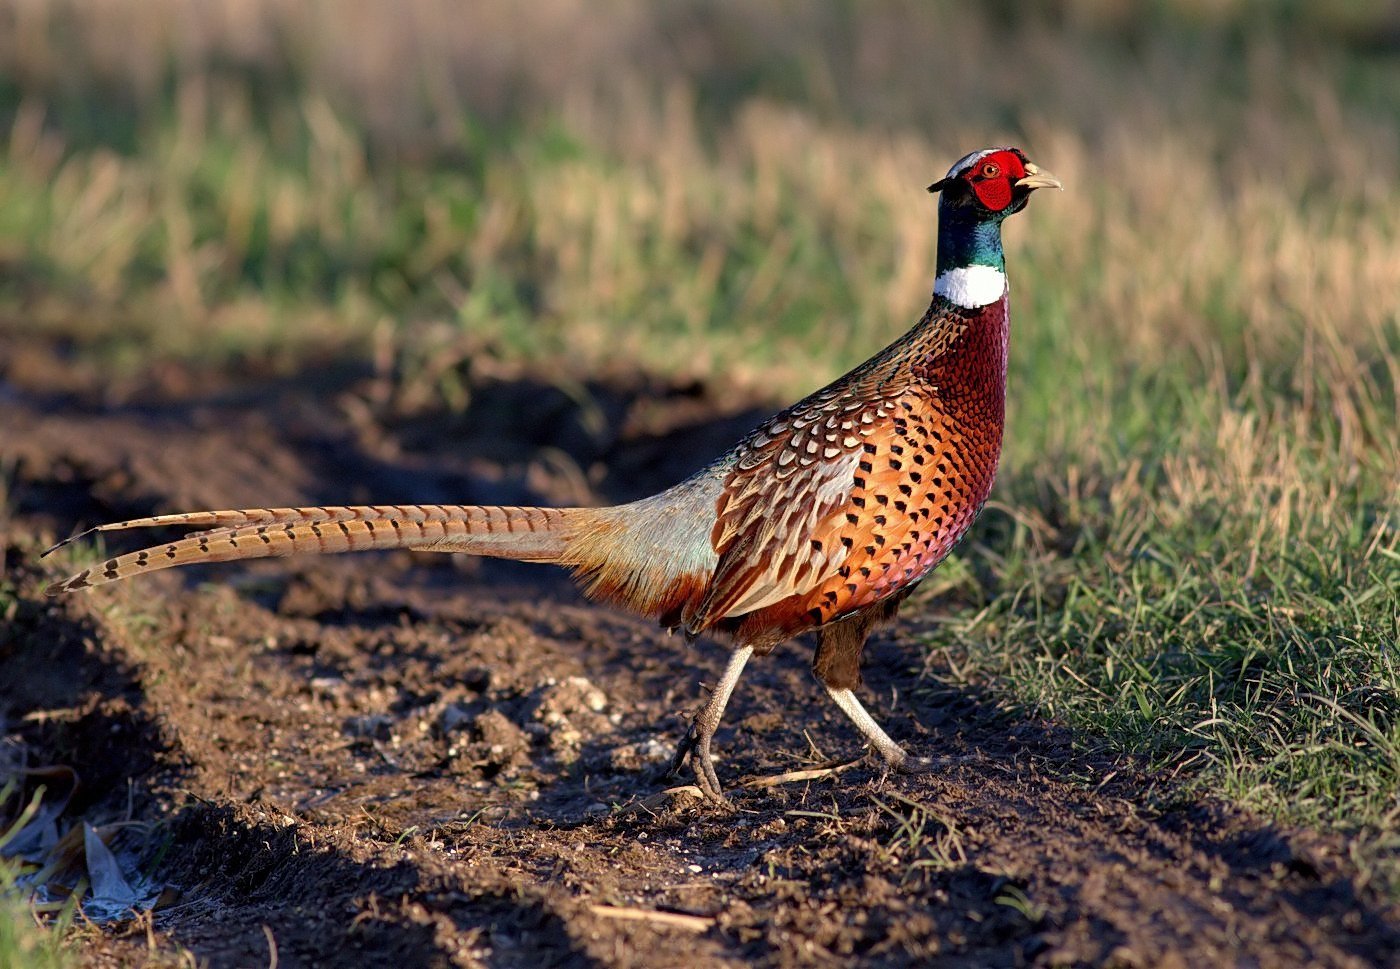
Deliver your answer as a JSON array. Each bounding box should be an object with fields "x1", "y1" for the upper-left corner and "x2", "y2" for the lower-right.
[{"x1": 2, "y1": 2, "x2": 1396, "y2": 392}]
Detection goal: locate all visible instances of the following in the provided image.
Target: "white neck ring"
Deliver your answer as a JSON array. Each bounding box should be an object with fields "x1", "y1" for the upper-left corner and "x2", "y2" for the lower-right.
[{"x1": 933, "y1": 265, "x2": 1007, "y2": 309}]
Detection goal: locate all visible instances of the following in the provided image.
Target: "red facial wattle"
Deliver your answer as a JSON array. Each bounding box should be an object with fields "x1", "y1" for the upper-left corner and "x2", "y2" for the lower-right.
[
  {"x1": 967, "y1": 150, "x2": 1028, "y2": 212},
  {"x1": 972, "y1": 177, "x2": 1013, "y2": 210}
]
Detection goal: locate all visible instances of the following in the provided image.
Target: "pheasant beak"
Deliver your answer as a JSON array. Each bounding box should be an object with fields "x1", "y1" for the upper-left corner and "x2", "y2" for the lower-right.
[{"x1": 1015, "y1": 162, "x2": 1062, "y2": 191}]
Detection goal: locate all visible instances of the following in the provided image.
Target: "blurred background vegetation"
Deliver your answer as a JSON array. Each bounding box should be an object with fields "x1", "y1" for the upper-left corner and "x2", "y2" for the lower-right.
[{"x1": 1, "y1": 0, "x2": 1397, "y2": 879}]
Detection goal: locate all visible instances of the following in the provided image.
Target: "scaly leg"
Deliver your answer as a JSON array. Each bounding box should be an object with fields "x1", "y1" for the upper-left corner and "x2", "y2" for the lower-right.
[
  {"x1": 813, "y1": 607, "x2": 938, "y2": 773},
  {"x1": 667, "y1": 644, "x2": 754, "y2": 804},
  {"x1": 826, "y1": 686, "x2": 937, "y2": 773}
]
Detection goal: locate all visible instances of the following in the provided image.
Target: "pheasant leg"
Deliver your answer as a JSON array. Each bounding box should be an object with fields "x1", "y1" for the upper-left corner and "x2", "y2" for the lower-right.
[
  {"x1": 667, "y1": 644, "x2": 754, "y2": 803},
  {"x1": 825, "y1": 686, "x2": 937, "y2": 772}
]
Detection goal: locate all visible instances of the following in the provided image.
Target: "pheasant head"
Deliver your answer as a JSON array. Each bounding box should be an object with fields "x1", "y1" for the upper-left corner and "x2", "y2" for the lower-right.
[{"x1": 927, "y1": 147, "x2": 1060, "y2": 308}]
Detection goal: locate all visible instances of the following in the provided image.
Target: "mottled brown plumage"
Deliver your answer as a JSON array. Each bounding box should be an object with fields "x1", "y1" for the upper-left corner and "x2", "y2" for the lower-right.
[{"x1": 44, "y1": 147, "x2": 1059, "y2": 804}]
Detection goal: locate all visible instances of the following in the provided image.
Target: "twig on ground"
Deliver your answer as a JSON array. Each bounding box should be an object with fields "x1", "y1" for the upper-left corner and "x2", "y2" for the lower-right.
[
  {"x1": 589, "y1": 904, "x2": 714, "y2": 933},
  {"x1": 739, "y1": 758, "x2": 864, "y2": 789}
]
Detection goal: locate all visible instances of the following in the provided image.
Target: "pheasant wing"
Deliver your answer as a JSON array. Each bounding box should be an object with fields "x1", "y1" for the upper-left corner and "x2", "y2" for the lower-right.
[{"x1": 686, "y1": 385, "x2": 910, "y2": 630}]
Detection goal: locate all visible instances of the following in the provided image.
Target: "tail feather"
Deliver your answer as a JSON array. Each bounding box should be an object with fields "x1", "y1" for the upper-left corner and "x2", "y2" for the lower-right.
[{"x1": 43, "y1": 504, "x2": 592, "y2": 596}]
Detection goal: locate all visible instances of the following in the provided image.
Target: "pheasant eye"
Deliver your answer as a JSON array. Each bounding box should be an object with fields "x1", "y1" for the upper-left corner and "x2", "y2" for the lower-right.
[{"x1": 980, "y1": 162, "x2": 1000, "y2": 178}]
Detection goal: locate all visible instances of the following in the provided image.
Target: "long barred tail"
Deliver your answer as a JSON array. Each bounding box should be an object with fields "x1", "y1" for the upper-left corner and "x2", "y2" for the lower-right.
[{"x1": 42, "y1": 504, "x2": 597, "y2": 596}]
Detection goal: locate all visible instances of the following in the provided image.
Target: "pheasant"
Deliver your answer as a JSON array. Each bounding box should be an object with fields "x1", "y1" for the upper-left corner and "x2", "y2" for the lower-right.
[{"x1": 44, "y1": 147, "x2": 1059, "y2": 803}]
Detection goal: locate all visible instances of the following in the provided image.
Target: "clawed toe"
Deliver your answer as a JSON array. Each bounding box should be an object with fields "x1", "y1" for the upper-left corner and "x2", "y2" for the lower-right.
[
  {"x1": 884, "y1": 750, "x2": 980, "y2": 775},
  {"x1": 692, "y1": 766, "x2": 733, "y2": 809},
  {"x1": 665, "y1": 724, "x2": 699, "y2": 779},
  {"x1": 663, "y1": 725, "x2": 734, "y2": 808},
  {"x1": 892, "y1": 754, "x2": 939, "y2": 774}
]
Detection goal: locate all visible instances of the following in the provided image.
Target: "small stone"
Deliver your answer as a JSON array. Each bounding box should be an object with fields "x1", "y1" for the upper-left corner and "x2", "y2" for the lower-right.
[
  {"x1": 343, "y1": 713, "x2": 393, "y2": 739},
  {"x1": 533, "y1": 676, "x2": 609, "y2": 725},
  {"x1": 529, "y1": 676, "x2": 612, "y2": 759},
  {"x1": 607, "y1": 738, "x2": 671, "y2": 771},
  {"x1": 460, "y1": 666, "x2": 492, "y2": 692},
  {"x1": 469, "y1": 710, "x2": 530, "y2": 770},
  {"x1": 309, "y1": 676, "x2": 347, "y2": 695},
  {"x1": 439, "y1": 703, "x2": 473, "y2": 735}
]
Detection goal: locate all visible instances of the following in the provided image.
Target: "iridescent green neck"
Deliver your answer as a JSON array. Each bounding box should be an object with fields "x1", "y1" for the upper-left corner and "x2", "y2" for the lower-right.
[{"x1": 935, "y1": 205, "x2": 1006, "y2": 276}]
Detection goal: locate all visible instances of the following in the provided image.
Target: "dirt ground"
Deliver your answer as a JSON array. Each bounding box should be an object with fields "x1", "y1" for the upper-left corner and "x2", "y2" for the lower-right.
[{"x1": 3, "y1": 335, "x2": 1398, "y2": 968}]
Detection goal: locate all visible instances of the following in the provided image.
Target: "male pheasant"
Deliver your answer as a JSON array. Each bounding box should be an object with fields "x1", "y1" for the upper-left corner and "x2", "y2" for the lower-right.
[{"x1": 45, "y1": 147, "x2": 1059, "y2": 803}]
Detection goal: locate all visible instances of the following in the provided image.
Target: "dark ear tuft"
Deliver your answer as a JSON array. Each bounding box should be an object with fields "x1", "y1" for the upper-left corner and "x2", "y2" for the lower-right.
[{"x1": 927, "y1": 178, "x2": 950, "y2": 194}]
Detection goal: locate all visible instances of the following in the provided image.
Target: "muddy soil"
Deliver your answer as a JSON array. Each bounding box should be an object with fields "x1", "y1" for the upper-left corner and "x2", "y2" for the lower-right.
[{"x1": 2, "y1": 336, "x2": 1398, "y2": 968}]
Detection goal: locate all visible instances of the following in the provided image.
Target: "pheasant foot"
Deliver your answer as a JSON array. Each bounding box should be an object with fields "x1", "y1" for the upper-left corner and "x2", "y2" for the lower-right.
[{"x1": 666, "y1": 723, "x2": 730, "y2": 806}]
